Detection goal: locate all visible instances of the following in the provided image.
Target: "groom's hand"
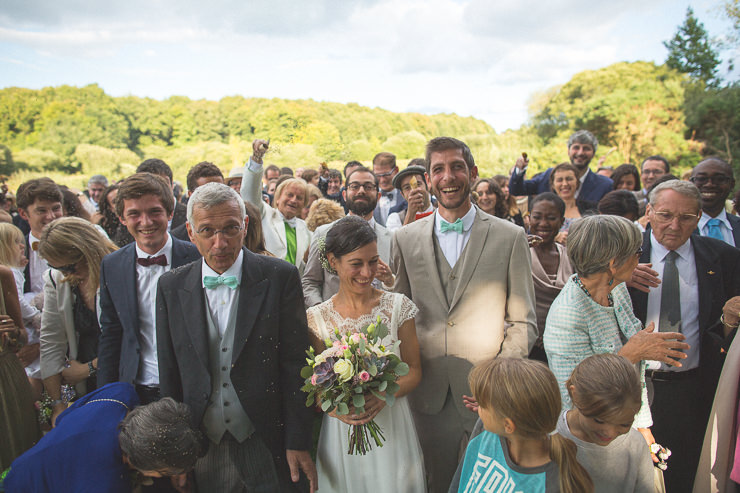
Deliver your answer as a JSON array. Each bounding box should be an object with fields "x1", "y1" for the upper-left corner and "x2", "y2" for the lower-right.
[{"x1": 286, "y1": 449, "x2": 317, "y2": 493}]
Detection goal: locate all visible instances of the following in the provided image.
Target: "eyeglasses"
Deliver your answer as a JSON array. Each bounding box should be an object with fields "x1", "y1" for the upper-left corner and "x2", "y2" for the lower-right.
[
  {"x1": 374, "y1": 168, "x2": 397, "y2": 178},
  {"x1": 347, "y1": 183, "x2": 378, "y2": 192},
  {"x1": 689, "y1": 175, "x2": 733, "y2": 186},
  {"x1": 49, "y1": 262, "x2": 77, "y2": 274},
  {"x1": 642, "y1": 169, "x2": 665, "y2": 176},
  {"x1": 635, "y1": 246, "x2": 643, "y2": 257},
  {"x1": 651, "y1": 211, "x2": 700, "y2": 225},
  {"x1": 194, "y1": 225, "x2": 244, "y2": 239}
]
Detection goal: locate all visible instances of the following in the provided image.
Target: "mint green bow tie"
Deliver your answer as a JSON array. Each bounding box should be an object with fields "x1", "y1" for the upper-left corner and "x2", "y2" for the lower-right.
[
  {"x1": 440, "y1": 218, "x2": 464, "y2": 234},
  {"x1": 203, "y1": 275, "x2": 239, "y2": 290}
]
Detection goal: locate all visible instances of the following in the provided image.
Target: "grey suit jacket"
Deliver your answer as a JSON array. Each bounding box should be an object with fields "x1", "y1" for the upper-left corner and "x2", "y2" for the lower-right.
[
  {"x1": 392, "y1": 208, "x2": 537, "y2": 417},
  {"x1": 301, "y1": 218, "x2": 392, "y2": 307}
]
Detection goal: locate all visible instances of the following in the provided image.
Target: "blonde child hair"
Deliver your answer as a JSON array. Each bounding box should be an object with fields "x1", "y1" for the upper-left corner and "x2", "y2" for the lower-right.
[
  {"x1": 469, "y1": 358, "x2": 593, "y2": 493},
  {"x1": 0, "y1": 223, "x2": 25, "y2": 267},
  {"x1": 566, "y1": 353, "x2": 641, "y2": 421}
]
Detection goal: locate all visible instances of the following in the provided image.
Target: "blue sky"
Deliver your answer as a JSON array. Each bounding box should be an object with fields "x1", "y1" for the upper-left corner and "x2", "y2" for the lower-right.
[{"x1": 1, "y1": 0, "x2": 737, "y2": 132}]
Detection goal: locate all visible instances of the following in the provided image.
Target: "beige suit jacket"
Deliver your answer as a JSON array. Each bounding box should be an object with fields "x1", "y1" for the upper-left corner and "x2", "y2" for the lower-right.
[{"x1": 392, "y1": 208, "x2": 536, "y2": 417}]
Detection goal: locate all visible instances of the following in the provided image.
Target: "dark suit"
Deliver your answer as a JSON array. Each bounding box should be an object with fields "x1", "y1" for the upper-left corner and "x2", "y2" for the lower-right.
[
  {"x1": 170, "y1": 222, "x2": 190, "y2": 242},
  {"x1": 628, "y1": 231, "x2": 740, "y2": 492},
  {"x1": 155, "y1": 248, "x2": 313, "y2": 482},
  {"x1": 97, "y1": 237, "x2": 201, "y2": 386},
  {"x1": 373, "y1": 189, "x2": 407, "y2": 226},
  {"x1": 171, "y1": 202, "x2": 187, "y2": 230},
  {"x1": 508, "y1": 167, "x2": 613, "y2": 203}
]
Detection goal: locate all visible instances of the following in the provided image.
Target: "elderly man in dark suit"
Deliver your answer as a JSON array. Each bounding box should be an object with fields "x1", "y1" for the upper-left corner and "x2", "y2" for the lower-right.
[
  {"x1": 628, "y1": 179, "x2": 740, "y2": 493},
  {"x1": 156, "y1": 182, "x2": 316, "y2": 492},
  {"x1": 97, "y1": 173, "x2": 201, "y2": 404}
]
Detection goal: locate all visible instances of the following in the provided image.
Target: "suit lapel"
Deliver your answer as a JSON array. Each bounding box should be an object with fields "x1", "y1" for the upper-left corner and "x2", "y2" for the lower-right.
[
  {"x1": 630, "y1": 230, "x2": 652, "y2": 323},
  {"x1": 728, "y1": 213, "x2": 740, "y2": 246},
  {"x1": 419, "y1": 215, "x2": 449, "y2": 312},
  {"x1": 692, "y1": 236, "x2": 721, "y2": 330},
  {"x1": 178, "y1": 261, "x2": 209, "y2": 371},
  {"x1": 171, "y1": 237, "x2": 199, "y2": 268},
  {"x1": 231, "y1": 249, "x2": 269, "y2": 364},
  {"x1": 121, "y1": 246, "x2": 139, "y2": 329},
  {"x1": 449, "y1": 210, "x2": 488, "y2": 311}
]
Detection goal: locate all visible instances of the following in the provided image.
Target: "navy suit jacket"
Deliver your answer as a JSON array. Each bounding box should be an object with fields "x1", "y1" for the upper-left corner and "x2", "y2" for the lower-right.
[
  {"x1": 97, "y1": 236, "x2": 201, "y2": 385},
  {"x1": 373, "y1": 189, "x2": 407, "y2": 226},
  {"x1": 156, "y1": 248, "x2": 313, "y2": 466},
  {"x1": 508, "y1": 167, "x2": 613, "y2": 203},
  {"x1": 628, "y1": 230, "x2": 740, "y2": 398}
]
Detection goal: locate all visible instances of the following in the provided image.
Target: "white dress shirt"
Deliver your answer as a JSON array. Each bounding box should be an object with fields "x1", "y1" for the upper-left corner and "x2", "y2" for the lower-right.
[
  {"x1": 26, "y1": 232, "x2": 47, "y2": 302},
  {"x1": 134, "y1": 234, "x2": 173, "y2": 385},
  {"x1": 386, "y1": 204, "x2": 434, "y2": 233},
  {"x1": 202, "y1": 250, "x2": 243, "y2": 336},
  {"x1": 698, "y1": 208, "x2": 735, "y2": 246},
  {"x1": 377, "y1": 188, "x2": 401, "y2": 225},
  {"x1": 433, "y1": 205, "x2": 477, "y2": 269},
  {"x1": 574, "y1": 169, "x2": 591, "y2": 199},
  {"x1": 646, "y1": 233, "x2": 700, "y2": 371}
]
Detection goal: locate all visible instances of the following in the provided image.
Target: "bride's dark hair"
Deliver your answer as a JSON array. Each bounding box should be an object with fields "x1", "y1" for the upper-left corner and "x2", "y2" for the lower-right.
[{"x1": 325, "y1": 216, "x2": 377, "y2": 259}]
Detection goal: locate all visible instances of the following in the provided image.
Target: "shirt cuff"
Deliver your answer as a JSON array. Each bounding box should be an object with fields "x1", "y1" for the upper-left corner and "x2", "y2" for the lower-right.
[{"x1": 247, "y1": 157, "x2": 263, "y2": 173}]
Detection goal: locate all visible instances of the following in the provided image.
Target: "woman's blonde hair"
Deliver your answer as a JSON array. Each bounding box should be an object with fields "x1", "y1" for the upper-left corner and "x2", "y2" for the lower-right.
[
  {"x1": 38, "y1": 217, "x2": 117, "y2": 299},
  {"x1": 566, "y1": 353, "x2": 641, "y2": 421},
  {"x1": 469, "y1": 358, "x2": 593, "y2": 493},
  {"x1": 0, "y1": 223, "x2": 25, "y2": 267}
]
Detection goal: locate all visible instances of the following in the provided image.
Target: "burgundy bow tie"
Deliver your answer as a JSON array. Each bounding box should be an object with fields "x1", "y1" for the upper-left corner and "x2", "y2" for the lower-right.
[{"x1": 137, "y1": 255, "x2": 168, "y2": 267}]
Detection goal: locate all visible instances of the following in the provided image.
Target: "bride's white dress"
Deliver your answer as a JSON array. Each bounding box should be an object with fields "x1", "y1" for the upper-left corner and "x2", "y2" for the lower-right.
[{"x1": 307, "y1": 291, "x2": 426, "y2": 493}]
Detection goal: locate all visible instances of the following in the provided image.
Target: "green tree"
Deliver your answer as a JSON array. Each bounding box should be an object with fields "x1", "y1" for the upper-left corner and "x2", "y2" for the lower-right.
[{"x1": 664, "y1": 7, "x2": 721, "y2": 86}]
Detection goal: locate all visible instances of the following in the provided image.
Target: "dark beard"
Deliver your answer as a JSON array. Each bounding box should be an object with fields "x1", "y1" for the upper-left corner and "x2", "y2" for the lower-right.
[{"x1": 346, "y1": 195, "x2": 377, "y2": 217}]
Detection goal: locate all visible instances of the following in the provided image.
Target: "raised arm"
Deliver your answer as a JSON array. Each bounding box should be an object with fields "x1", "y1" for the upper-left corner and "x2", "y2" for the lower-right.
[{"x1": 240, "y1": 138, "x2": 270, "y2": 217}]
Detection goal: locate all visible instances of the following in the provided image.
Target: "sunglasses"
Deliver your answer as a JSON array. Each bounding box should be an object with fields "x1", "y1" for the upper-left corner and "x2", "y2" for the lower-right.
[{"x1": 49, "y1": 262, "x2": 77, "y2": 275}]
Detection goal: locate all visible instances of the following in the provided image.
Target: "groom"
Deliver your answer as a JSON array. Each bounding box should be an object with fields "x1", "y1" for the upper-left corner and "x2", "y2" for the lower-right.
[
  {"x1": 156, "y1": 182, "x2": 316, "y2": 492},
  {"x1": 392, "y1": 136, "x2": 537, "y2": 492}
]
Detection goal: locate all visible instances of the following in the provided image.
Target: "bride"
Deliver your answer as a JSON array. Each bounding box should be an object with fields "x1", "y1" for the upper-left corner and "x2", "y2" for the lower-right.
[{"x1": 307, "y1": 216, "x2": 426, "y2": 493}]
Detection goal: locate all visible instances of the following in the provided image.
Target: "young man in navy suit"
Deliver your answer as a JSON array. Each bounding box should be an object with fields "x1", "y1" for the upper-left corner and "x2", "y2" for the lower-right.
[
  {"x1": 508, "y1": 129, "x2": 613, "y2": 203},
  {"x1": 97, "y1": 172, "x2": 200, "y2": 404}
]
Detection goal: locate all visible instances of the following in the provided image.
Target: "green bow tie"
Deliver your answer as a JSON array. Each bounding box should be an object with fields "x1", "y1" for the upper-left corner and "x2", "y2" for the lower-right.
[
  {"x1": 440, "y1": 218, "x2": 464, "y2": 234},
  {"x1": 203, "y1": 275, "x2": 239, "y2": 290}
]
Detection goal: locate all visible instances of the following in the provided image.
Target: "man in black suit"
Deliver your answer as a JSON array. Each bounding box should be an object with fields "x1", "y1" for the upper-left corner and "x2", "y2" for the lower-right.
[
  {"x1": 156, "y1": 182, "x2": 316, "y2": 492},
  {"x1": 628, "y1": 179, "x2": 740, "y2": 493},
  {"x1": 690, "y1": 157, "x2": 740, "y2": 246},
  {"x1": 98, "y1": 173, "x2": 201, "y2": 405},
  {"x1": 136, "y1": 158, "x2": 188, "y2": 231},
  {"x1": 171, "y1": 161, "x2": 224, "y2": 241}
]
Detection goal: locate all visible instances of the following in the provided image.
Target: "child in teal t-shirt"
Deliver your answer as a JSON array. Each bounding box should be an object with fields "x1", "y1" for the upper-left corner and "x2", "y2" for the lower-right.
[{"x1": 456, "y1": 358, "x2": 593, "y2": 493}]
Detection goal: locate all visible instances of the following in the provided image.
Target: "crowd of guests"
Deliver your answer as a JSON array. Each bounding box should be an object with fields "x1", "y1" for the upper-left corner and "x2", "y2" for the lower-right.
[{"x1": 0, "y1": 130, "x2": 739, "y2": 493}]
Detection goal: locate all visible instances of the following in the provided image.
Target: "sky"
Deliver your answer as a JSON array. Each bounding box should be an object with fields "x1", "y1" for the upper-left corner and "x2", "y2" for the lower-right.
[{"x1": 1, "y1": 0, "x2": 737, "y2": 133}]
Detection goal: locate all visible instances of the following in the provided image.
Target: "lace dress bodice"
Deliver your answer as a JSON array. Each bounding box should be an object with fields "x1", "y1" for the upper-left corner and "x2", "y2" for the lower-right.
[{"x1": 307, "y1": 292, "x2": 418, "y2": 354}]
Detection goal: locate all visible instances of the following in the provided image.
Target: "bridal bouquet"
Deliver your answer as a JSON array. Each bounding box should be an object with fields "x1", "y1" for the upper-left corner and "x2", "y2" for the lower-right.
[{"x1": 301, "y1": 316, "x2": 409, "y2": 455}]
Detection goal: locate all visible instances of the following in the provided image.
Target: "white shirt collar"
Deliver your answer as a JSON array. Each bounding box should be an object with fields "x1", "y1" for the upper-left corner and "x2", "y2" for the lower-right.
[
  {"x1": 202, "y1": 249, "x2": 244, "y2": 285},
  {"x1": 434, "y1": 205, "x2": 476, "y2": 234},
  {"x1": 698, "y1": 208, "x2": 730, "y2": 230},
  {"x1": 135, "y1": 234, "x2": 173, "y2": 264},
  {"x1": 650, "y1": 231, "x2": 693, "y2": 262},
  {"x1": 579, "y1": 169, "x2": 590, "y2": 184},
  {"x1": 277, "y1": 209, "x2": 297, "y2": 228}
]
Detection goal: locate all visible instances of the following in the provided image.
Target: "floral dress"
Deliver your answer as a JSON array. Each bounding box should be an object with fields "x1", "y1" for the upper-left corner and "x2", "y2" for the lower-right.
[{"x1": 307, "y1": 291, "x2": 426, "y2": 493}]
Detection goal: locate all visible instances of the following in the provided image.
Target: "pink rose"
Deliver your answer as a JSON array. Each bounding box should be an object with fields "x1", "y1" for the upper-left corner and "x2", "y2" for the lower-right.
[
  {"x1": 359, "y1": 371, "x2": 370, "y2": 382},
  {"x1": 311, "y1": 374, "x2": 318, "y2": 385}
]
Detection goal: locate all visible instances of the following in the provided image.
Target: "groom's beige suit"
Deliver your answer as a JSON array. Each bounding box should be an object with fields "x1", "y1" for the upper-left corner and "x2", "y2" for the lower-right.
[{"x1": 392, "y1": 208, "x2": 537, "y2": 492}]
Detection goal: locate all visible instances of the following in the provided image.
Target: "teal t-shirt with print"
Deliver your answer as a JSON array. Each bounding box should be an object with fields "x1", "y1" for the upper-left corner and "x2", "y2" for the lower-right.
[{"x1": 458, "y1": 430, "x2": 559, "y2": 493}]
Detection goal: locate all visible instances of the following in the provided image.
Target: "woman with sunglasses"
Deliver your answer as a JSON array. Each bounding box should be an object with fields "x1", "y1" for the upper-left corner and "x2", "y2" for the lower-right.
[{"x1": 37, "y1": 217, "x2": 117, "y2": 426}]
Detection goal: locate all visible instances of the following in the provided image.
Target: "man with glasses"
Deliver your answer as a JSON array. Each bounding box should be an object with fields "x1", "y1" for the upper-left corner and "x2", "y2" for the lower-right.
[
  {"x1": 98, "y1": 173, "x2": 200, "y2": 405},
  {"x1": 372, "y1": 151, "x2": 407, "y2": 227},
  {"x1": 628, "y1": 179, "x2": 740, "y2": 492},
  {"x1": 156, "y1": 182, "x2": 316, "y2": 492},
  {"x1": 690, "y1": 157, "x2": 739, "y2": 246},
  {"x1": 302, "y1": 167, "x2": 393, "y2": 307},
  {"x1": 633, "y1": 156, "x2": 671, "y2": 215}
]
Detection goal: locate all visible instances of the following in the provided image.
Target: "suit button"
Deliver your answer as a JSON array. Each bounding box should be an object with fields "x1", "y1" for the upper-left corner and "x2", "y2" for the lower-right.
[
  {"x1": 222, "y1": 366, "x2": 228, "y2": 371},
  {"x1": 447, "y1": 321, "x2": 455, "y2": 327},
  {"x1": 225, "y1": 419, "x2": 231, "y2": 424},
  {"x1": 450, "y1": 274, "x2": 456, "y2": 280},
  {"x1": 222, "y1": 347, "x2": 228, "y2": 352},
  {"x1": 223, "y1": 383, "x2": 229, "y2": 388},
  {"x1": 224, "y1": 401, "x2": 230, "y2": 407}
]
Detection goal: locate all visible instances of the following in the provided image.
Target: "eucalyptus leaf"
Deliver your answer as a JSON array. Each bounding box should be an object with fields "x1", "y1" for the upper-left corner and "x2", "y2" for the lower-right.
[
  {"x1": 337, "y1": 402, "x2": 350, "y2": 415},
  {"x1": 352, "y1": 394, "x2": 366, "y2": 408}
]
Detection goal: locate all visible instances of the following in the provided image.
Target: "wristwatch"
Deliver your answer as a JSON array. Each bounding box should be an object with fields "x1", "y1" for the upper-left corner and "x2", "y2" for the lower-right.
[{"x1": 88, "y1": 361, "x2": 97, "y2": 377}]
